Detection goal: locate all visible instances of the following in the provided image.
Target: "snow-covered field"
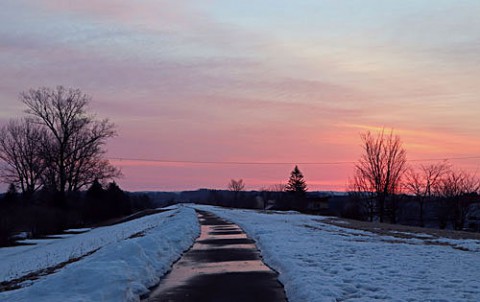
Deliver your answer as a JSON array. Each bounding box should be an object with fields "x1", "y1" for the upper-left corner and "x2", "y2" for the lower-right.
[
  {"x1": 196, "y1": 205, "x2": 480, "y2": 302},
  {"x1": 0, "y1": 206, "x2": 199, "y2": 302},
  {"x1": 3, "y1": 204, "x2": 480, "y2": 302}
]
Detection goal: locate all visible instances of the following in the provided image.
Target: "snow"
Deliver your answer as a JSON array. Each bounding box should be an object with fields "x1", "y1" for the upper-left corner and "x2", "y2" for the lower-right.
[
  {"x1": 64, "y1": 228, "x2": 92, "y2": 233},
  {"x1": 0, "y1": 205, "x2": 199, "y2": 302},
  {"x1": 195, "y1": 205, "x2": 480, "y2": 302},
  {"x1": 433, "y1": 238, "x2": 480, "y2": 252},
  {"x1": 4, "y1": 203, "x2": 480, "y2": 302}
]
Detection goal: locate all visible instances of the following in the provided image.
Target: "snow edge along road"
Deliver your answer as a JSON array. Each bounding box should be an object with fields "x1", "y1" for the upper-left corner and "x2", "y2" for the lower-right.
[
  {"x1": 197, "y1": 205, "x2": 480, "y2": 302},
  {"x1": 0, "y1": 206, "x2": 200, "y2": 302}
]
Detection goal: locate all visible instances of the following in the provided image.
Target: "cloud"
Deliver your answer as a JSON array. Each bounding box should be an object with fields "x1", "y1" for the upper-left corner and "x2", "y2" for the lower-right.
[{"x1": 2, "y1": 1, "x2": 480, "y2": 191}]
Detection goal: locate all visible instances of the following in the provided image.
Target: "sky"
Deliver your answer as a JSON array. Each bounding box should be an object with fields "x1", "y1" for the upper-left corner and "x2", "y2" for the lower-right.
[{"x1": 1, "y1": 0, "x2": 480, "y2": 192}]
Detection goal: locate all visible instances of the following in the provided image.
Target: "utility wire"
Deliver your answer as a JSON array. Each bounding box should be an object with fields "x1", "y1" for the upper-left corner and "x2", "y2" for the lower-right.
[
  {"x1": 407, "y1": 156, "x2": 480, "y2": 162},
  {"x1": 1, "y1": 156, "x2": 477, "y2": 166},
  {"x1": 109, "y1": 158, "x2": 356, "y2": 165},
  {"x1": 109, "y1": 155, "x2": 480, "y2": 166}
]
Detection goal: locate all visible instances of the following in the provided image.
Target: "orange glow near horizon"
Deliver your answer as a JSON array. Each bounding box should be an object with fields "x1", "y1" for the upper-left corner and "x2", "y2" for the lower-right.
[{"x1": 1, "y1": 1, "x2": 480, "y2": 192}]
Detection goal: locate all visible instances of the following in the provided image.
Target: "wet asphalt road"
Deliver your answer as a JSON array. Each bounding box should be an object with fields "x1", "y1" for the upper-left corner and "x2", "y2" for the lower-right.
[{"x1": 144, "y1": 210, "x2": 287, "y2": 302}]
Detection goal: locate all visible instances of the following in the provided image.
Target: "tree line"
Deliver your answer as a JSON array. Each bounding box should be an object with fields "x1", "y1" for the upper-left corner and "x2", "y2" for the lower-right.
[
  {"x1": 0, "y1": 87, "x2": 152, "y2": 246},
  {"x1": 0, "y1": 86, "x2": 119, "y2": 202},
  {"x1": 224, "y1": 165, "x2": 309, "y2": 209},
  {"x1": 223, "y1": 129, "x2": 480, "y2": 231},
  {"x1": 349, "y1": 129, "x2": 480, "y2": 230}
]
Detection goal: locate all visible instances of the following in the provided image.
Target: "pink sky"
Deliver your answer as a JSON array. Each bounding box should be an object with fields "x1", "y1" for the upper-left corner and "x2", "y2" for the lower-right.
[{"x1": 1, "y1": 1, "x2": 480, "y2": 191}]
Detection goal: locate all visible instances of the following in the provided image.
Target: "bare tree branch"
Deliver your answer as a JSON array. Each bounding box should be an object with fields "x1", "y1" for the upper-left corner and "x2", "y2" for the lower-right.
[
  {"x1": 0, "y1": 118, "x2": 46, "y2": 196},
  {"x1": 352, "y1": 129, "x2": 407, "y2": 222},
  {"x1": 404, "y1": 161, "x2": 451, "y2": 226},
  {"x1": 228, "y1": 179, "x2": 245, "y2": 192},
  {"x1": 16, "y1": 86, "x2": 120, "y2": 197}
]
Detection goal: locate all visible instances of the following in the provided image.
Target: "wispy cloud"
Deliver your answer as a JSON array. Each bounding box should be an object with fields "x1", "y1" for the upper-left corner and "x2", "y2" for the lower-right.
[{"x1": 1, "y1": 1, "x2": 479, "y2": 191}]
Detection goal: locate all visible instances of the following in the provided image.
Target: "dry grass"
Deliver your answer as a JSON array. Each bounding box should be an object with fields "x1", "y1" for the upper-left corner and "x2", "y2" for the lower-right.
[{"x1": 321, "y1": 217, "x2": 480, "y2": 241}]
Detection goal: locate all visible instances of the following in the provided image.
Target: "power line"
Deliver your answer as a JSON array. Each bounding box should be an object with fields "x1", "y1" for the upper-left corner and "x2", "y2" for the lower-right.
[
  {"x1": 1, "y1": 156, "x2": 478, "y2": 167},
  {"x1": 108, "y1": 155, "x2": 480, "y2": 166},
  {"x1": 109, "y1": 157, "x2": 355, "y2": 165},
  {"x1": 408, "y1": 156, "x2": 480, "y2": 162}
]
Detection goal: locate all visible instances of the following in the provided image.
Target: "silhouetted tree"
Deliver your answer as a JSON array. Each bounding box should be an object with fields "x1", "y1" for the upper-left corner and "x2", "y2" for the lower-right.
[
  {"x1": 0, "y1": 118, "x2": 46, "y2": 197},
  {"x1": 404, "y1": 161, "x2": 450, "y2": 227},
  {"x1": 228, "y1": 179, "x2": 245, "y2": 206},
  {"x1": 436, "y1": 170, "x2": 480, "y2": 230},
  {"x1": 344, "y1": 190, "x2": 370, "y2": 221},
  {"x1": 228, "y1": 179, "x2": 245, "y2": 192},
  {"x1": 352, "y1": 129, "x2": 407, "y2": 223},
  {"x1": 286, "y1": 166, "x2": 307, "y2": 195},
  {"x1": 83, "y1": 180, "x2": 131, "y2": 222},
  {"x1": 285, "y1": 166, "x2": 307, "y2": 210},
  {"x1": 106, "y1": 181, "x2": 131, "y2": 217},
  {"x1": 86, "y1": 179, "x2": 104, "y2": 198},
  {"x1": 3, "y1": 183, "x2": 18, "y2": 205},
  {"x1": 270, "y1": 183, "x2": 287, "y2": 193},
  {"x1": 19, "y1": 86, "x2": 120, "y2": 203},
  {"x1": 84, "y1": 179, "x2": 106, "y2": 222},
  {"x1": 348, "y1": 176, "x2": 376, "y2": 221}
]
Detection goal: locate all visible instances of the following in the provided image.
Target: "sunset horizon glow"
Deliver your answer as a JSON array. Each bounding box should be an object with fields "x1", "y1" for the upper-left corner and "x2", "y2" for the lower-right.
[{"x1": 1, "y1": 1, "x2": 480, "y2": 192}]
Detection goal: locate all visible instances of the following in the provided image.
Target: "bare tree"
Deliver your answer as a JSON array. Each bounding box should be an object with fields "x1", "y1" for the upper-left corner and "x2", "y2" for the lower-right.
[
  {"x1": 435, "y1": 170, "x2": 480, "y2": 230},
  {"x1": 228, "y1": 179, "x2": 245, "y2": 206},
  {"x1": 20, "y1": 86, "x2": 120, "y2": 198},
  {"x1": 353, "y1": 129, "x2": 407, "y2": 222},
  {"x1": 404, "y1": 161, "x2": 450, "y2": 227},
  {"x1": 270, "y1": 183, "x2": 287, "y2": 192},
  {"x1": 0, "y1": 118, "x2": 46, "y2": 196},
  {"x1": 228, "y1": 179, "x2": 245, "y2": 192},
  {"x1": 348, "y1": 173, "x2": 376, "y2": 221}
]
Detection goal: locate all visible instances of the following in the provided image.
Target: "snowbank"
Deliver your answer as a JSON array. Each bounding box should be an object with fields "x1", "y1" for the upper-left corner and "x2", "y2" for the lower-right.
[
  {"x1": 0, "y1": 206, "x2": 199, "y2": 302},
  {"x1": 197, "y1": 205, "x2": 480, "y2": 302}
]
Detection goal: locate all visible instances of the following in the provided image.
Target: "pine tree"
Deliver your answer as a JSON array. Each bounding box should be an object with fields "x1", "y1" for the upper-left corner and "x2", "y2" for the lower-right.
[
  {"x1": 86, "y1": 179, "x2": 105, "y2": 200},
  {"x1": 106, "y1": 182, "x2": 131, "y2": 216},
  {"x1": 84, "y1": 179, "x2": 106, "y2": 222},
  {"x1": 3, "y1": 183, "x2": 18, "y2": 204},
  {"x1": 286, "y1": 165, "x2": 307, "y2": 195}
]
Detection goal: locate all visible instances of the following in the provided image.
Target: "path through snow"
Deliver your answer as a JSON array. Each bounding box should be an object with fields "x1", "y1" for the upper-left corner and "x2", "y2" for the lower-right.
[
  {"x1": 145, "y1": 210, "x2": 286, "y2": 301},
  {"x1": 196, "y1": 205, "x2": 480, "y2": 302}
]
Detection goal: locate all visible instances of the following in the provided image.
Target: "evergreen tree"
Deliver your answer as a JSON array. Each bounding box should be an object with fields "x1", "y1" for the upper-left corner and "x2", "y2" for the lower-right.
[
  {"x1": 106, "y1": 182, "x2": 131, "y2": 217},
  {"x1": 84, "y1": 179, "x2": 106, "y2": 222},
  {"x1": 3, "y1": 183, "x2": 18, "y2": 204},
  {"x1": 286, "y1": 166, "x2": 307, "y2": 195},
  {"x1": 86, "y1": 179, "x2": 105, "y2": 200}
]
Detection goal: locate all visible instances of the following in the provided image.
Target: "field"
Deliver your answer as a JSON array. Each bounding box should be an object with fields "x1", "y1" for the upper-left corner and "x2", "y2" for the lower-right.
[{"x1": 2, "y1": 205, "x2": 480, "y2": 301}]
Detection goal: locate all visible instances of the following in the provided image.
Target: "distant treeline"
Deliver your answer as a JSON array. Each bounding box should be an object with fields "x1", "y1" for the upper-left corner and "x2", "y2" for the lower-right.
[
  {"x1": 0, "y1": 181, "x2": 155, "y2": 247},
  {"x1": 154, "y1": 188, "x2": 480, "y2": 232},
  {"x1": 0, "y1": 87, "x2": 160, "y2": 246}
]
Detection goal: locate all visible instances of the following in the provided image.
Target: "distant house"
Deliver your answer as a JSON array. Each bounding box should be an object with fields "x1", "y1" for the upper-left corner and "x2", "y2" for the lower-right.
[
  {"x1": 264, "y1": 199, "x2": 276, "y2": 210},
  {"x1": 305, "y1": 196, "x2": 331, "y2": 215},
  {"x1": 257, "y1": 193, "x2": 335, "y2": 214},
  {"x1": 465, "y1": 201, "x2": 480, "y2": 231},
  {"x1": 264, "y1": 198, "x2": 286, "y2": 211}
]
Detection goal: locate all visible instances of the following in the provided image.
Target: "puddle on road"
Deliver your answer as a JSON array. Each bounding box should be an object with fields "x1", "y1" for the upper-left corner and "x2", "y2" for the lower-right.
[{"x1": 146, "y1": 212, "x2": 273, "y2": 299}]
